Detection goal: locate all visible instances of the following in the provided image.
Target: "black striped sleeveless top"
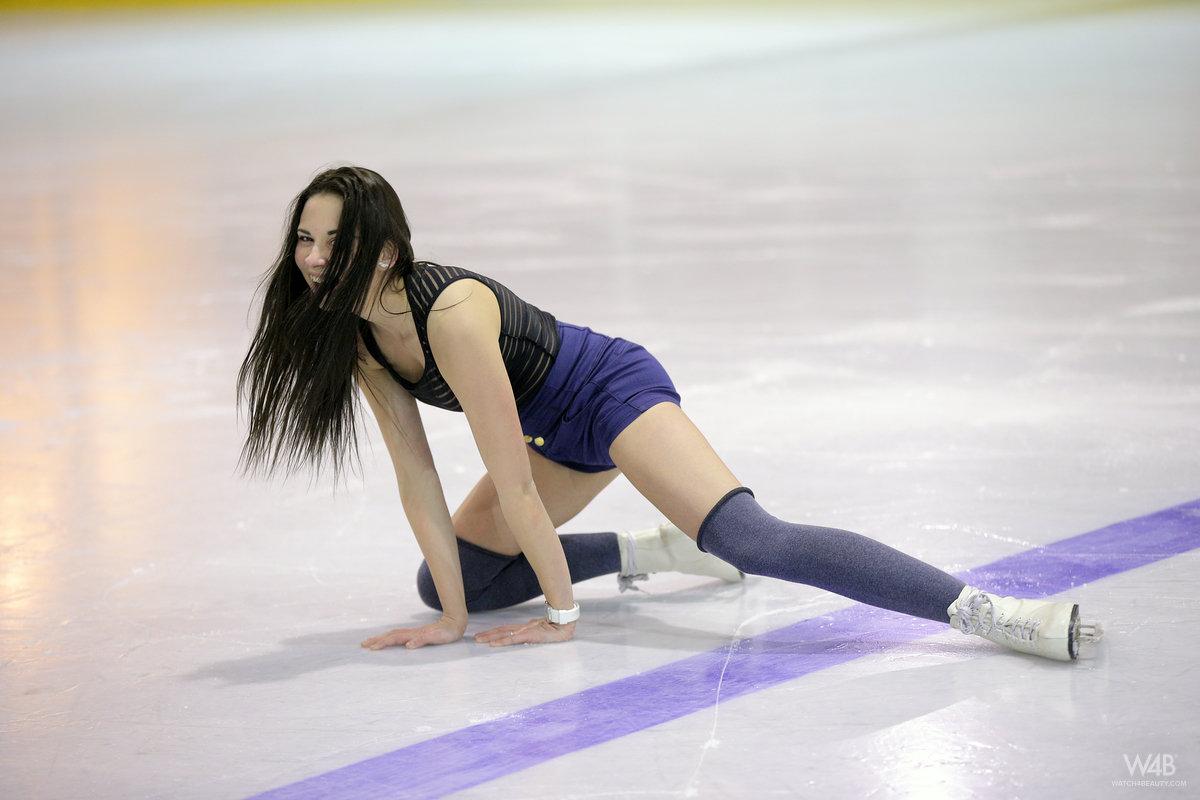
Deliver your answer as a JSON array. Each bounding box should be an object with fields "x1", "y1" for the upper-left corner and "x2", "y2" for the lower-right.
[{"x1": 358, "y1": 262, "x2": 561, "y2": 412}]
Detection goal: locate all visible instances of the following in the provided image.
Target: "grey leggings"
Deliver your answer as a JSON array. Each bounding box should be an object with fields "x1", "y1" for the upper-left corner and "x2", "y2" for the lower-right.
[{"x1": 417, "y1": 486, "x2": 963, "y2": 624}]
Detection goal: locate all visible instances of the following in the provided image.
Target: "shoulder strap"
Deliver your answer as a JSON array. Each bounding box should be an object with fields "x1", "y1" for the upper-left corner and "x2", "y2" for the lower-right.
[{"x1": 408, "y1": 263, "x2": 478, "y2": 339}]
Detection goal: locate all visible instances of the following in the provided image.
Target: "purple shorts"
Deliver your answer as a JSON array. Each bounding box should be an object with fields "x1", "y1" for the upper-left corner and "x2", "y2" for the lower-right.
[{"x1": 517, "y1": 321, "x2": 682, "y2": 473}]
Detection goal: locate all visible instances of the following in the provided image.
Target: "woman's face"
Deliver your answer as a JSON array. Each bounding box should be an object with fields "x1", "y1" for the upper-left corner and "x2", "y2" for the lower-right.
[
  {"x1": 295, "y1": 192, "x2": 345, "y2": 291},
  {"x1": 295, "y1": 192, "x2": 395, "y2": 315}
]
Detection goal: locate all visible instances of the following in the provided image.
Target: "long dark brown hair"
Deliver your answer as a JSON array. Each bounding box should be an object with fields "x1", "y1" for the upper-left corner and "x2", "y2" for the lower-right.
[{"x1": 236, "y1": 165, "x2": 419, "y2": 484}]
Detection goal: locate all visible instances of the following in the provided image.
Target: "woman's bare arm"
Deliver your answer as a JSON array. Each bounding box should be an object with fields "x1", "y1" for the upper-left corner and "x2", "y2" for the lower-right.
[
  {"x1": 355, "y1": 347, "x2": 469, "y2": 638},
  {"x1": 427, "y1": 281, "x2": 576, "y2": 637}
]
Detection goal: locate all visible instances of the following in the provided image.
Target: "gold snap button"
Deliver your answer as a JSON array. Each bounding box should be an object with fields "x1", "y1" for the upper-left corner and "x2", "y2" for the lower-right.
[
  {"x1": 523, "y1": 435, "x2": 533, "y2": 443},
  {"x1": 534, "y1": 436, "x2": 545, "y2": 446}
]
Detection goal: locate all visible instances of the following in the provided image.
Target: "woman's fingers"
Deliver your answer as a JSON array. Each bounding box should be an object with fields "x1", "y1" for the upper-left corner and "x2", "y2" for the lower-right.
[
  {"x1": 405, "y1": 626, "x2": 451, "y2": 649},
  {"x1": 479, "y1": 619, "x2": 574, "y2": 647},
  {"x1": 489, "y1": 625, "x2": 542, "y2": 647},
  {"x1": 361, "y1": 627, "x2": 415, "y2": 649},
  {"x1": 474, "y1": 624, "x2": 521, "y2": 643},
  {"x1": 365, "y1": 619, "x2": 572, "y2": 650},
  {"x1": 484, "y1": 625, "x2": 528, "y2": 647},
  {"x1": 362, "y1": 620, "x2": 465, "y2": 650}
]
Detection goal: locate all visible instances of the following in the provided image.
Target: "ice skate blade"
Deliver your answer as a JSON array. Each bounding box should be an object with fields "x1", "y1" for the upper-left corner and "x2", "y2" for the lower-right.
[
  {"x1": 1069, "y1": 606, "x2": 1104, "y2": 660},
  {"x1": 1074, "y1": 620, "x2": 1104, "y2": 659}
]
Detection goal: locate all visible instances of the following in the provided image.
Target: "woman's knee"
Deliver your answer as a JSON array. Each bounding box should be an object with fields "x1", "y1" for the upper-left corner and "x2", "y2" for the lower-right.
[
  {"x1": 695, "y1": 486, "x2": 787, "y2": 574},
  {"x1": 415, "y1": 561, "x2": 442, "y2": 610},
  {"x1": 415, "y1": 543, "x2": 533, "y2": 613}
]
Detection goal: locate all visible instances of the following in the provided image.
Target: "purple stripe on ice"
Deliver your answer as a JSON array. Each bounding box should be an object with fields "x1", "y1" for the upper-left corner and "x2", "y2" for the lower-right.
[{"x1": 248, "y1": 497, "x2": 1200, "y2": 800}]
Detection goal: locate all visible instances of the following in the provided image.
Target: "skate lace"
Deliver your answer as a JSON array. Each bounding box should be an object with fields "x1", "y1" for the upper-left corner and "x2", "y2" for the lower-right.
[
  {"x1": 618, "y1": 530, "x2": 647, "y2": 593},
  {"x1": 958, "y1": 592, "x2": 1040, "y2": 642},
  {"x1": 617, "y1": 573, "x2": 648, "y2": 593}
]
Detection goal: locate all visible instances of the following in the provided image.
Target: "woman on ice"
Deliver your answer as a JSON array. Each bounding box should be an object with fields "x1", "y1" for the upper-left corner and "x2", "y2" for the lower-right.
[{"x1": 238, "y1": 166, "x2": 1101, "y2": 661}]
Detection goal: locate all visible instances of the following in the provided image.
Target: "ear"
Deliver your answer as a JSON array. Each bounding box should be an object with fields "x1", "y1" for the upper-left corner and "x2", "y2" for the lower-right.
[{"x1": 378, "y1": 242, "x2": 399, "y2": 269}]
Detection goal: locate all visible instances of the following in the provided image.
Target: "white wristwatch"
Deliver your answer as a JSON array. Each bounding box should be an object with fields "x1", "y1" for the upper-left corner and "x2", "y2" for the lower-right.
[{"x1": 545, "y1": 601, "x2": 580, "y2": 625}]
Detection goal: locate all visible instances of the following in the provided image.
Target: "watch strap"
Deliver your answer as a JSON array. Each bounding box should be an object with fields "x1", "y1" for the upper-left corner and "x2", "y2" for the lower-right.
[{"x1": 545, "y1": 601, "x2": 580, "y2": 624}]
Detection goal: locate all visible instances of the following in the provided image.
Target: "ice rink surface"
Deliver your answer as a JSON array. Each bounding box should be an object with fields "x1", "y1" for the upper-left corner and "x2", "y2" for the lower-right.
[{"x1": 1, "y1": 0, "x2": 1198, "y2": 797}]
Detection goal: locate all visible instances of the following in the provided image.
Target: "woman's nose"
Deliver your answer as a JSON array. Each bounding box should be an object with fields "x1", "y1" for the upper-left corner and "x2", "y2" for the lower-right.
[{"x1": 306, "y1": 246, "x2": 327, "y2": 267}]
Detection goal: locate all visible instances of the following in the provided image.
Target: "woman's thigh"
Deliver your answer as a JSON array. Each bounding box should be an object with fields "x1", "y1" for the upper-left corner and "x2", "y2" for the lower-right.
[
  {"x1": 608, "y1": 401, "x2": 742, "y2": 539},
  {"x1": 451, "y1": 447, "x2": 620, "y2": 556}
]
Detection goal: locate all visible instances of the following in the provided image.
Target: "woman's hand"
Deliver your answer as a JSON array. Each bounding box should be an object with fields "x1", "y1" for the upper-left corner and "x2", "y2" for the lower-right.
[
  {"x1": 361, "y1": 615, "x2": 466, "y2": 650},
  {"x1": 474, "y1": 618, "x2": 576, "y2": 647}
]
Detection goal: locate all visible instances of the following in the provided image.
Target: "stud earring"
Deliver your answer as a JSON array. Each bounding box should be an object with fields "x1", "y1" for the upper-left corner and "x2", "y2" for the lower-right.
[{"x1": 377, "y1": 261, "x2": 388, "y2": 270}]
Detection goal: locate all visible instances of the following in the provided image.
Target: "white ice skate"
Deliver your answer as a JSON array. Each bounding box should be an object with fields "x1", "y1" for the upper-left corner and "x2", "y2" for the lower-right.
[
  {"x1": 617, "y1": 522, "x2": 745, "y2": 592},
  {"x1": 947, "y1": 585, "x2": 1104, "y2": 662}
]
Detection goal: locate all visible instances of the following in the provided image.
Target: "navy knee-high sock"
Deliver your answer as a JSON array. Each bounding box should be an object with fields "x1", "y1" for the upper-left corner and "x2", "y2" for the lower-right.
[
  {"x1": 697, "y1": 487, "x2": 964, "y2": 623},
  {"x1": 416, "y1": 533, "x2": 621, "y2": 612}
]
